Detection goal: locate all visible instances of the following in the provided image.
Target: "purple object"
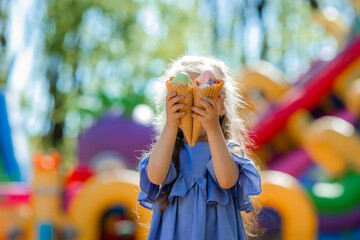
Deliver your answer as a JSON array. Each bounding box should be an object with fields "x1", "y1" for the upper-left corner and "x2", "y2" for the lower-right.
[
  {"x1": 319, "y1": 205, "x2": 360, "y2": 232},
  {"x1": 332, "y1": 108, "x2": 357, "y2": 125},
  {"x1": 258, "y1": 208, "x2": 282, "y2": 236},
  {"x1": 208, "y1": 78, "x2": 217, "y2": 85},
  {"x1": 268, "y1": 148, "x2": 313, "y2": 177},
  {"x1": 77, "y1": 112, "x2": 154, "y2": 170}
]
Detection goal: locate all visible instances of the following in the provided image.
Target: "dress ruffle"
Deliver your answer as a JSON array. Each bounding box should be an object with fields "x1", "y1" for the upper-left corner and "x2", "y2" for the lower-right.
[
  {"x1": 137, "y1": 156, "x2": 177, "y2": 210},
  {"x1": 206, "y1": 153, "x2": 262, "y2": 212},
  {"x1": 138, "y1": 150, "x2": 261, "y2": 213}
]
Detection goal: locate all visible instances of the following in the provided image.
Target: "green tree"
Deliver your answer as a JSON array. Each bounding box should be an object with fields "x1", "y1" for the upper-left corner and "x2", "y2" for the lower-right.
[{"x1": 38, "y1": 0, "x2": 200, "y2": 163}]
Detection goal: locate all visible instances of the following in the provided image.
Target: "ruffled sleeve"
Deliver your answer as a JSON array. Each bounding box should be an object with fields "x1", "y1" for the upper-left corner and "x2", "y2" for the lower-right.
[
  {"x1": 206, "y1": 148, "x2": 261, "y2": 213},
  {"x1": 137, "y1": 156, "x2": 177, "y2": 210}
]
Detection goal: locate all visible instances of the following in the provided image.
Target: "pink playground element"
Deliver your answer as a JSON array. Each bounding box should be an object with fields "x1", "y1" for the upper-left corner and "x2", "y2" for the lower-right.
[
  {"x1": 0, "y1": 182, "x2": 30, "y2": 207},
  {"x1": 66, "y1": 166, "x2": 93, "y2": 184},
  {"x1": 64, "y1": 182, "x2": 83, "y2": 211},
  {"x1": 64, "y1": 166, "x2": 94, "y2": 210},
  {"x1": 268, "y1": 148, "x2": 313, "y2": 177}
]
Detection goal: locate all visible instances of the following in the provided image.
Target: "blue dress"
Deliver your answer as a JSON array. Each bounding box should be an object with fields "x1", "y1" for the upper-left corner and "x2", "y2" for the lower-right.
[{"x1": 137, "y1": 141, "x2": 261, "y2": 240}]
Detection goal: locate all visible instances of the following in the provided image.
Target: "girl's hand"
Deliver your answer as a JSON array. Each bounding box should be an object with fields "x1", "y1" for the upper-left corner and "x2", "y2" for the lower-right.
[
  {"x1": 165, "y1": 92, "x2": 187, "y2": 130},
  {"x1": 191, "y1": 97, "x2": 221, "y2": 133}
]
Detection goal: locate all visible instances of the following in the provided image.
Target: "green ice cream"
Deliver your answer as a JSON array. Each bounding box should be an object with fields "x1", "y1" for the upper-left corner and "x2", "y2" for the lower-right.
[{"x1": 172, "y1": 72, "x2": 192, "y2": 85}]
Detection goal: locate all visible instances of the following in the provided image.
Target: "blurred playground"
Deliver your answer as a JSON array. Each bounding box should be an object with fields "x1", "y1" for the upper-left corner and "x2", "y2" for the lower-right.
[{"x1": 1, "y1": 0, "x2": 360, "y2": 239}]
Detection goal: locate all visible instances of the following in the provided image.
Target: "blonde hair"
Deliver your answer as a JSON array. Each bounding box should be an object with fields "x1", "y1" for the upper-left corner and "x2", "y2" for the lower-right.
[{"x1": 151, "y1": 55, "x2": 254, "y2": 156}]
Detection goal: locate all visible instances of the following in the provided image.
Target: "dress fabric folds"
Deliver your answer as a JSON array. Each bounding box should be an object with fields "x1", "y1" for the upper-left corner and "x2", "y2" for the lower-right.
[{"x1": 137, "y1": 141, "x2": 261, "y2": 240}]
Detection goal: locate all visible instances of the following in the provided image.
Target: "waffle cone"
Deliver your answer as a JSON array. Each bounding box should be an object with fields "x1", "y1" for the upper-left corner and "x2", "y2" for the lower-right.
[
  {"x1": 191, "y1": 78, "x2": 224, "y2": 147},
  {"x1": 166, "y1": 77, "x2": 193, "y2": 145}
]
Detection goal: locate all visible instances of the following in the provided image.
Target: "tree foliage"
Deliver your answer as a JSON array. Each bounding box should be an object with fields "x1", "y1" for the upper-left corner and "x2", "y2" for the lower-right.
[{"x1": 41, "y1": 0, "x2": 199, "y2": 154}]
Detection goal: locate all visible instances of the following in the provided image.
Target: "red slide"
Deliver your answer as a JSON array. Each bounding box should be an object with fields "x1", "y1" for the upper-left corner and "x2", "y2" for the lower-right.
[{"x1": 250, "y1": 37, "x2": 360, "y2": 147}]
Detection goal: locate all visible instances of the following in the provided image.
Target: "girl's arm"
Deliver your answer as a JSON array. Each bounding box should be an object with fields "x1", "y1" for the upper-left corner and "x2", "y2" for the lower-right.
[
  {"x1": 207, "y1": 126, "x2": 239, "y2": 189},
  {"x1": 147, "y1": 92, "x2": 187, "y2": 185},
  {"x1": 192, "y1": 97, "x2": 239, "y2": 189}
]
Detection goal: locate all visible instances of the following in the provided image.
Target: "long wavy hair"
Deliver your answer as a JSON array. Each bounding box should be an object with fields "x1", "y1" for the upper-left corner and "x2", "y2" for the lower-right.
[{"x1": 140, "y1": 55, "x2": 260, "y2": 238}]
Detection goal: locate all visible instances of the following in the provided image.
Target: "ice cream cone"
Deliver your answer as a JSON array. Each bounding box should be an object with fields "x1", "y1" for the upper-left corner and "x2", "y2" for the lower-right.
[
  {"x1": 191, "y1": 78, "x2": 224, "y2": 147},
  {"x1": 166, "y1": 77, "x2": 194, "y2": 145}
]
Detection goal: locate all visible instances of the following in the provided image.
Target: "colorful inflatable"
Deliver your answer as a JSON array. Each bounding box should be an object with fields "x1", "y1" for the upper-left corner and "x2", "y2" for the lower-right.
[
  {"x1": 77, "y1": 112, "x2": 153, "y2": 170},
  {"x1": 68, "y1": 169, "x2": 151, "y2": 240},
  {"x1": 250, "y1": 37, "x2": 360, "y2": 147},
  {"x1": 258, "y1": 170, "x2": 317, "y2": 240},
  {"x1": 239, "y1": 8, "x2": 360, "y2": 236}
]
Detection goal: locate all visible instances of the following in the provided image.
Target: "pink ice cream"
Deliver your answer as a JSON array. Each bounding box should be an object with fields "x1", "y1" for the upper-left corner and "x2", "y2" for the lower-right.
[{"x1": 195, "y1": 70, "x2": 218, "y2": 89}]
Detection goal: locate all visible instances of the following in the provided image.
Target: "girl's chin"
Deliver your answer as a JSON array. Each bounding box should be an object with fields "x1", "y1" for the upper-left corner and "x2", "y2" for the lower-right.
[{"x1": 197, "y1": 131, "x2": 208, "y2": 141}]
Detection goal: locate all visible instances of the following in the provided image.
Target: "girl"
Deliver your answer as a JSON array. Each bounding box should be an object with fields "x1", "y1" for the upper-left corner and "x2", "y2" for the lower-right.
[{"x1": 137, "y1": 56, "x2": 261, "y2": 240}]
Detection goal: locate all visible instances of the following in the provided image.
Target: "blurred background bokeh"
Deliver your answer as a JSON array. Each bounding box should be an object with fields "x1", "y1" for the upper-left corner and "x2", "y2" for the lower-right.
[{"x1": 0, "y1": 0, "x2": 359, "y2": 239}]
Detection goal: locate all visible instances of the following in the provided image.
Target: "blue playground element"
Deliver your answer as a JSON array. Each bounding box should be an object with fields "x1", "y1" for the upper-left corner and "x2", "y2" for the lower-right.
[
  {"x1": 37, "y1": 223, "x2": 54, "y2": 240},
  {"x1": 0, "y1": 90, "x2": 21, "y2": 181},
  {"x1": 319, "y1": 228, "x2": 360, "y2": 240}
]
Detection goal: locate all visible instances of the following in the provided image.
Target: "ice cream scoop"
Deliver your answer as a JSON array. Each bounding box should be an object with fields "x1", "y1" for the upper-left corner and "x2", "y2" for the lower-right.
[
  {"x1": 195, "y1": 70, "x2": 217, "y2": 88},
  {"x1": 172, "y1": 72, "x2": 191, "y2": 85},
  {"x1": 198, "y1": 83, "x2": 210, "y2": 89}
]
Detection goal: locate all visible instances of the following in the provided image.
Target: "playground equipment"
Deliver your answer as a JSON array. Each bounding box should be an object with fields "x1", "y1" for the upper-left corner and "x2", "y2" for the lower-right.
[
  {"x1": 68, "y1": 169, "x2": 151, "y2": 240},
  {"x1": 238, "y1": 14, "x2": 360, "y2": 236},
  {"x1": 303, "y1": 116, "x2": 360, "y2": 176},
  {"x1": 258, "y1": 170, "x2": 317, "y2": 240},
  {"x1": 0, "y1": 91, "x2": 21, "y2": 181},
  {"x1": 0, "y1": 91, "x2": 153, "y2": 239},
  {"x1": 249, "y1": 37, "x2": 360, "y2": 147},
  {"x1": 0, "y1": 152, "x2": 151, "y2": 240},
  {"x1": 77, "y1": 112, "x2": 153, "y2": 171}
]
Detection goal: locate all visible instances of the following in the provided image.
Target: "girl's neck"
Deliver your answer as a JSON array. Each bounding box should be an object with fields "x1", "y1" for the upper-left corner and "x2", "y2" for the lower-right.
[
  {"x1": 197, "y1": 135, "x2": 208, "y2": 142},
  {"x1": 182, "y1": 135, "x2": 208, "y2": 144}
]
